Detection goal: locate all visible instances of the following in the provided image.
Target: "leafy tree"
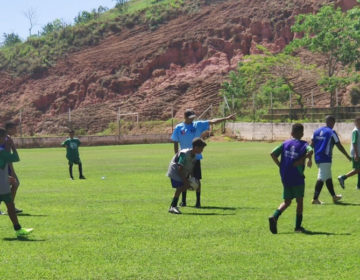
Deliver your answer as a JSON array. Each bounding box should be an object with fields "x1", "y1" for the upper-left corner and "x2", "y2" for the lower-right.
[
  {"x1": 115, "y1": 0, "x2": 129, "y2": 12},
  {"x1": 74, "y1": 11, "x2": 94, "y2": 25},
  {"x1": 221, "y1": 46, "x2": 312, "y2": 120},
  {"x1": 289, "y1": 3, "x2": 360, "y2": 107},
  {"x1": 41, "y1": 19, "x2": 67, "y2": 36},
  {"x1": 2, "y1": 33, "x2": 22, "y2": 47}
]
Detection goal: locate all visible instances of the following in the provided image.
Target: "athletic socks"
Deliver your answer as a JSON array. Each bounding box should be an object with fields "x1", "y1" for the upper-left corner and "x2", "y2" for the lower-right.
[
  {"x1": 273, "y1": 209, "x2": 282, "y2": 220},
  {"x1": 13, "y1": 224, "x2": 21, "y2": 231},
  {"x1": 196, "y1": 192, "x2": 201, "y2": 205},
  {"x1": 358, "y1": 174, "x2": 360, "y2": 188},
  {"x1": 295, "y1": 214, "x2": 303, "y2": 229},
  {"x1": 79, "y1": 163, "x2": 83, "y2": 177},
  {"x1": 69, "y1": 164, "x2": 73, "y2": 179},
  {"x1": 181, "y1": 192, "x2": 187, "y2": 204},
  {"x1": 313, "y1": 180, "x2": 324, "y2": 200},
  {"x1": 325, "y1": 179, "x2": 336, "y2": 196},
  {"x1": 171, "y1": 197, "x2": 179, "y2": 207}
]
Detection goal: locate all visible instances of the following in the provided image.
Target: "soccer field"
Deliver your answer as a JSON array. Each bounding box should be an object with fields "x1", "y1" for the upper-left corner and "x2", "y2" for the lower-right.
[{"x1": 0, "y1": 142, "x2": 359, "y2": 279}]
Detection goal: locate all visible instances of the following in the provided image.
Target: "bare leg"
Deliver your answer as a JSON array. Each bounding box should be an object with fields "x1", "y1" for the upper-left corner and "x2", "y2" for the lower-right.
[{"x1": 5, "y1": 201, "x2": 19, "y2": 227}]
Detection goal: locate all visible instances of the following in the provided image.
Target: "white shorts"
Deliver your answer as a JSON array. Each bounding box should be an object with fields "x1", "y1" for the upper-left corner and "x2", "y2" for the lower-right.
[{"x1": 317, "y1": 162, "x2": 332, "y2": 181}]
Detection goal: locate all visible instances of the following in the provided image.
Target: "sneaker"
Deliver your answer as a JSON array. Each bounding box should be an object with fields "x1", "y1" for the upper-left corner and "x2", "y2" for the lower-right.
[
  {"x1": 0, "y1": 210, "x2": 5, "y2": 215},
  {"x1": 15, "y1": 228, "x2": 33, "y2": 237},
  {"x1": 179, "y1": 202, "x2": 187, "y2": 207},
  {"x1": 333, "y1": 194, "x2": 342, "y2": 203},
  {"x1": 168, "y1": 206, "x2": 182, "y2": 214},
  {"x1": 79, "y1": 175, "x2": 86, "y2": 179},
  {"x1": 338, "y1": 176, "x2": 345, "y2": 189},
  {"x1": 268, "y1": 216, "x2": 277, "y2": 234},
  {"x1": 195, "y1": 202, "x2": 201, "y2": 208},
  {"x1": 15, "y1": 208, "x2": 23, "y2": 214},
  {"x1": 312, "y1": 199, "x2": 324, "y2": 205},
  {"x1": 294, "y1": 226, "x2": 306, "y2": 233}
]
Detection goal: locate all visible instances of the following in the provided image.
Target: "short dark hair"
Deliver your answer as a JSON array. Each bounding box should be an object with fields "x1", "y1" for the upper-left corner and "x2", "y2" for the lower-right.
[
  {"x1": 192, "y1": 137, "x2": 207, "y2": 148},
  {"x1": 5, "y1": 121, "x2": 17, "y2": 130},
  {"x1": 291, "y1": 123, "x2": 304, "y2": 135},
  {"x1": 325, "y1": 115, "x2": 335, "y2": 124},
  {"x1": 0, "y1": 128, "x2": 6, "y2": 137},
  {"x1": 69, "y1": 129, "x2": 75, "y2": 134}
]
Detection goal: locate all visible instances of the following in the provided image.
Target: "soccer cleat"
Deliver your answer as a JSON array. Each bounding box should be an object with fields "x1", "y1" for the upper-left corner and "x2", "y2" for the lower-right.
[
  {"x1": 168, "y1": 206, "x2": 182, "y2": 214},
  {"x1": 15, "y1": 228, "x2": 33, "y2": 237},
  {"x1": 312, "y1": 199, "x2": 324, "y2": 205},
  {"x1": 179, "y1": 202, "x2": 187, "y2": 207},
  {"x1": 268, "y1": 216, "x2": 277, "y2": 234},
  {"x1": 294, "y1": 226, "x2": 306, "y2": 233},
  {"x1": 195, "y1": 203, "x2": 201, "y2": 208},
  {"x1": 338, "y1": 176, "x2": 345, "y2": 189},
  {"x1": 357, "y1": 186, "x2": 360, "y2": 190},
  {"x1": 70, "y1": 177, "x2": 74, "y2": 180},
  {"x1": 0, "y1": 210, "x2": 5, "y2": 215},
  {"x1": 15, "y1": 208, "x2": 23, "y2": 214},
  {"x1": 79, "y1": 175, "x2": 86, "y2": 179},
  {"x1": 333, "y1": 194, "x2": 342, "y2": 203}
]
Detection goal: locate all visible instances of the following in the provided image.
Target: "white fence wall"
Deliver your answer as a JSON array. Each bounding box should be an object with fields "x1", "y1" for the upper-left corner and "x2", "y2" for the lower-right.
[
  {"x1": 226, "y1": 122, "x2": 354, "y2": 143},
  {"x1": 13, "y1": 134, "x2": 171, "y2": 148}
]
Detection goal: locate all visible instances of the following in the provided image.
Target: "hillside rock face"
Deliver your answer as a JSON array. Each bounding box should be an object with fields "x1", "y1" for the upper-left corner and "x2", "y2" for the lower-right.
[{"x1": 0, "y1": 0, "x2": 357, "y2": 134}]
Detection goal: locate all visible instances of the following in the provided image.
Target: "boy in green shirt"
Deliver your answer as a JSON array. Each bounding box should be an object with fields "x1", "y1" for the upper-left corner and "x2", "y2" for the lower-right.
[
  {"x1": 62, "y1": 130, "x2": 85, "y2": 180},
  {"x1": 167, "y1": 138, "x2": 207, "y2": 214},
  {"x1": 338, "y1": 117, "x2": 360, "y2": 189},
  {"x1": 0, "y1": 128, "x2": 33, "y2": 237}
]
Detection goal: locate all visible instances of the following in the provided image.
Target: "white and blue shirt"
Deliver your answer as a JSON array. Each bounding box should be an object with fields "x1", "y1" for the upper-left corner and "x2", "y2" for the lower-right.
[{"x1": 312, "y1": 126, "x2": 339, "y2": 164}]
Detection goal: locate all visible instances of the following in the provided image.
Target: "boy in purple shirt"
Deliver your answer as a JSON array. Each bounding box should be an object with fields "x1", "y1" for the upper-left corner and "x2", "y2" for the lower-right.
[{"x1": 268, "y1": 123, "x2": 313, "y2": 234}]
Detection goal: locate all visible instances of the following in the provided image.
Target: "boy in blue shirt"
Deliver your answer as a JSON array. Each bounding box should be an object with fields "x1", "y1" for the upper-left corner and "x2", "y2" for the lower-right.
[
  {"x1": 167, "y1": 138, "x2": 207, "y2": 214},
  {"x1": 311, "y1": 116, "x2": 350, "y2": 204},
  {"x1": 338, "y1": 117, "x2": 360, "y2": 189},
  {"x1": 171, "y1": 109, "x2": 235, "y2": 207},
  {"x1": 268, "y1": 123, "x2": 313, "y2": 234}
]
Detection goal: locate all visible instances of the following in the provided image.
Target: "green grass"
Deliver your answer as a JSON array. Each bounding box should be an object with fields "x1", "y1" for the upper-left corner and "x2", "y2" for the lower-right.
[{"x1": 0, "y1": 142, "x2": 359, "y2": 279}]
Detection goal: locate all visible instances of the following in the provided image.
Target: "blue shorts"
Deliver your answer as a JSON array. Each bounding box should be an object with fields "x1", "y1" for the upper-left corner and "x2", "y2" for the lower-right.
[{"x1": 170, "y1": 179, "x2": 183, "y2": 189}]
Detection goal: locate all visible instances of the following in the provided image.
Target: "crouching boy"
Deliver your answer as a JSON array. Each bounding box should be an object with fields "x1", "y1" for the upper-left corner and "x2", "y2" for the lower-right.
[
  {"x1": 167, "y1": 138, "x2": 207, "y2": 214},
  {"x1": 268, "y1": 123, "x2": 313, "y2": 234}
]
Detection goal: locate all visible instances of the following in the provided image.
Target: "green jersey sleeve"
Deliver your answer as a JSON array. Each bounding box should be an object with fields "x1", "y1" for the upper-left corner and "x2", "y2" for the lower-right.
[
  {"x1": 352, "y1": 130, "x2": 358, "y2": 145},
  {"x1": 271, "y1": 144, "x2": 283, "y2": 157},
  {"x1": 62, "y1": 139, "x2": 69, "y2": 146},
  {"x1": 178, "y1": 153, "x2": 186, "y2": 166},
  {"x1": 0, "y1": 150, "x2": 20, "y2": 169},
  {"x1": 306, "y1": 145, "x2": 313, "y2": 152}
]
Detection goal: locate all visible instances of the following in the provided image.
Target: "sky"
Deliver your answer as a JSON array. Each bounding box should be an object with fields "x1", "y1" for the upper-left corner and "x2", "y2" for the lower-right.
[{"x1": 0, "y1": 0, "x2": 117, "y2": 42}]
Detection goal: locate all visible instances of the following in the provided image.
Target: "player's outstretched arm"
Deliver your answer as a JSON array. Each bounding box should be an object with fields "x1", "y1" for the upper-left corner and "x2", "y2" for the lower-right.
[{"x1": 208, "y1": 113, "x2": 236, "y2": 125}]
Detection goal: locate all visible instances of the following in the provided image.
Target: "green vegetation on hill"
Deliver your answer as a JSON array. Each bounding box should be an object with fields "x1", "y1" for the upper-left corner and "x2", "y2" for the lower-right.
[{"x1": 0, "y1": 0, "x2": 192, "y2": 76}]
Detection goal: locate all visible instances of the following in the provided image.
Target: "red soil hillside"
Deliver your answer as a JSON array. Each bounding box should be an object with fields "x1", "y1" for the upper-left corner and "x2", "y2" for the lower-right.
[{"x1": 0, "y1": 0, "x2": 358, "y2": 135}]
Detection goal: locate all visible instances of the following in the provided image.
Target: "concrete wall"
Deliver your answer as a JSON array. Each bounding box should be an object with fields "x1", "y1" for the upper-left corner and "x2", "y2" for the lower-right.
[
  {"x1": 226, "y1": 122, "x2": 354, "y2": 143},
  {"x1": 13, "y1": 134, "x2": 172, "y2": 148}
]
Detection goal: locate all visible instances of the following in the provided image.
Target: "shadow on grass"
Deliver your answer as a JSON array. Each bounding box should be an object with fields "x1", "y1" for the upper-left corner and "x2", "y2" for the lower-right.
[
  {"x1": 182, "y1": 213, "x2": 236, "y2": 216},
  {"x1": 188, "y1": 206, "x2": 257, "y2": 210},
  {"x1": 333, "y1": 201, "x2": 360, "y2": 206},
  {"x1": 3, "y1": 237, "x2": 46, "y2": 242},
  {"x1": 17, "y1": 213, "x2": 48, "y2": 217},
  {"x1": 279, "y1": 230, "x2": 351, "y2": 236}
]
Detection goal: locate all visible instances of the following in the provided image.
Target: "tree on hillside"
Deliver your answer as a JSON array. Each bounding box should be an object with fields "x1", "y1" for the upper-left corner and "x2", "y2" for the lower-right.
[
  {"x1": 23, "y1": 7, "x2": 38, "y2": 36},
  {"x1": 289, "y1": 3, "x2": 360, "y2": 107},
  {"x1": 41, "y1": 19, "x2": 67, "y2": 36},
  {"x1": 221, "y1": 46, "x2": 313, "y2": 121},
  {"x1": 2, "y1": 33, "x2": 22, "y2": 47},
  {"x1": 114, "y1": 0, "x2": 129, "y2": 12}
]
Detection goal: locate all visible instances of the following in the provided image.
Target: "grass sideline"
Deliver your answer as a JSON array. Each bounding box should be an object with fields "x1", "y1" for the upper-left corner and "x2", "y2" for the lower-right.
[{"x1": 0, "y1": 142, "x2": 359, "y2": 279}]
